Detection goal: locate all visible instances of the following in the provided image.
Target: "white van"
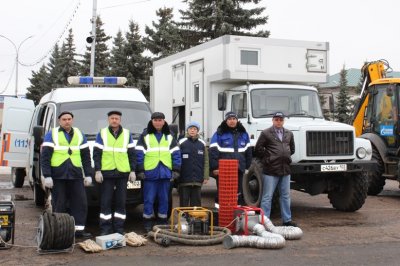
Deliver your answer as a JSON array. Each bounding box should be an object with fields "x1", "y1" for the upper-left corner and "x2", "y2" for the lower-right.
[{"x1": 1, "y1": 77, "x2": 151, "y2": 207}]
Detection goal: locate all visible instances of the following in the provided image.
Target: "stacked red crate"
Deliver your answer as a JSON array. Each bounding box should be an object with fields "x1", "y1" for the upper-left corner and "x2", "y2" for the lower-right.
[{"x1": 218, "y1": 159, "x2": 238, "y2": 231}]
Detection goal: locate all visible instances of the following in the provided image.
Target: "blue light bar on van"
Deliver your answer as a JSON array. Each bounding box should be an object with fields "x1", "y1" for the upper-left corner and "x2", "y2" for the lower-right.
[{"x1": 67, "y1": 76, "x2": 127, "y2": 86}]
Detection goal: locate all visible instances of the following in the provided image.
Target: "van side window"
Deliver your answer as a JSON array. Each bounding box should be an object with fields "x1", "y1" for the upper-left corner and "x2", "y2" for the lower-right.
[
  {"x1": 43, "y1": 106, "x2": 54, "y2": 133},
  {"x1": 231, "y1": 93, "x2": 247, "y2": 118}
]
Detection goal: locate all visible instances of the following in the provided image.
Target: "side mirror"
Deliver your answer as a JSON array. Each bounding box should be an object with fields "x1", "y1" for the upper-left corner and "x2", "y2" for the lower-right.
[
  {"x1": 218, "y1": 92, "x2": 227, "y2": 111},
  {"x1": 33, "y1": 126, "x2": 44, "y2": 147}
]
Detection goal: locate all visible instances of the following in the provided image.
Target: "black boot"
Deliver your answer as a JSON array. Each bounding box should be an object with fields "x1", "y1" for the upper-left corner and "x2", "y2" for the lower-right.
[
  {"x1": 157, "y1": 218, "x2": 168, "y2": 225},
  {"x1": 143, "y1": 218, "x2": 153, "y2": 233}
]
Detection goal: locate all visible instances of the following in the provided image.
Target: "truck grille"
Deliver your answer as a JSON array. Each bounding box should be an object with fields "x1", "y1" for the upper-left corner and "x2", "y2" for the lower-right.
[{"x1": 306, "y1": 131, "x2": 353, "y2": 156}]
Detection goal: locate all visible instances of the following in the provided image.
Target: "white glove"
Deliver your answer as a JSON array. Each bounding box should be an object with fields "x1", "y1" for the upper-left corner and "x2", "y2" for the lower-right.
[
  {"x1": 129, "y1": 172, "x2": 136, "y2": 182},
  {"x1": 95, "y1": 171, "x2": 103, "y2": 183},
  {"x1": 84, "y1": 176, "x2": 92, "y2": 187},
  {"x1": 44, "y1": 177, "x2": 53, "y2": 189},
  {"x1": 245, "y1": 169, "x2": 249, "y2": 176}
]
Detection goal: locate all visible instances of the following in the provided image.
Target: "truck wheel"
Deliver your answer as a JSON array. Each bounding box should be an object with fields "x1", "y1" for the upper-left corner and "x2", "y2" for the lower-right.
[
  {"x1": 242, "y1": 159, "x2": 280, "y2": 214},
  {"x1": 11, "y1": 168, "x2": 26, "y2": 188},
  {"x1": 328, "y1": 172, "x2": 368, "y2": 212},
  {"x1": 34, "y1": 182, "x2": 45, "y2": 207},
  {"x1": 243, "y1": 159, "x2": 263, "y2": 206},
  {"x1": 367, "y1": 146, "x2": 385, "y2": 195}
]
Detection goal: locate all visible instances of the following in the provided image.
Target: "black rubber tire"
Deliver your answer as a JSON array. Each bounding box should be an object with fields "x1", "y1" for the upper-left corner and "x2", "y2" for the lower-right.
[
  {"x1": 367, "y1": 146, "x2": 386, "y2": 195},
  {"x1": 11, "y1": 168, "x2": 25, "y2": 188},
  {"x1": 328, "y1": 172, "x2": 368, "y2": 212},
  {"x1": 38, "y1": 211, "x2": 54, "y2": 250},
  {"x1": 242, "y1": 159, "x2": 280, "y2": 214},
  {"x1": 52, "y1": 213, "x2": 66, "y2": 250},
  {"x1": 34, "y1": 182, "x2": 45, "y2": 207},
  {"x1": 64, "y1": 214, "x2": 75, "y2": 246},
  {"x1": 243, "y1": 159, "x2": 263, "y2": 206}
]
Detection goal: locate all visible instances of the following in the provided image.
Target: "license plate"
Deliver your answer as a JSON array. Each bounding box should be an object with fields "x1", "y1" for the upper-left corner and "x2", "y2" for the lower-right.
[
  {"x1": 127, "y1": 181, "x2": 141, "y2": 189},
  {"x1": 321, "y1": 164, "x2": 347, "y2": 172},
  {"x1": 0, "y1": 215, "x2": 9, "y2": 226}
]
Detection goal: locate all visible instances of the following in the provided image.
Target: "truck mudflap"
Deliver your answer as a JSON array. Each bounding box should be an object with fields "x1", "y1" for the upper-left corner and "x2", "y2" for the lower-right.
[{"x1": 290, "y1": 160, "x2": 377, "y2": 174}]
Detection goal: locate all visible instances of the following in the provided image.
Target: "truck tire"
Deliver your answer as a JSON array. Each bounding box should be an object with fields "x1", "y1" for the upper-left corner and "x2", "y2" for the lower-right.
[
  {"x1": 34, "y1": 182, "x2": 45, "y2": 207},
  {"x1": 328, "y1": 172, "x2": 368, "y2": 212},
  {"x1": 243, "y1": 159, "x2": 280, "y2": 214},
  {"x1": 11, "y1": 168, "x2": 26, "y2": 188},
  {"x1": 367, "y1": 146, "x2": 385, "y2": 195},
  {"x1": 243, "y1": 159, "x2": 263, "y2": 206}
]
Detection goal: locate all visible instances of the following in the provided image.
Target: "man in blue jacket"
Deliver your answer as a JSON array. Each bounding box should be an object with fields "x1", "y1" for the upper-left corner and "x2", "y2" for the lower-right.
[
  {"x1": 209, "y1": 111, "x2": 252, "y2": 205},
  {"x1": 135, "y1": 112, "x2": 181, "y2": 232},
  {"x1": 41, "y1": 111, "x2": 92, "y2": 238}
]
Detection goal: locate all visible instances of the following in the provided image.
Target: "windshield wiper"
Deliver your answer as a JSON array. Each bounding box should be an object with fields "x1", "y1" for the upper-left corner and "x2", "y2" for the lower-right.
[
  {"x1": 287, "y1": 112, "x2": 322, "y2": 119},
  {"x1": 258, "y1": 113, "x2": 276, "y2": 117}
]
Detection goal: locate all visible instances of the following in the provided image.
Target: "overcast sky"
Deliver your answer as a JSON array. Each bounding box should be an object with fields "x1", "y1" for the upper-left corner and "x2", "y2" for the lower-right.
[{"x1": 1, "y1": 0, "x2": 399, "y2": 96}]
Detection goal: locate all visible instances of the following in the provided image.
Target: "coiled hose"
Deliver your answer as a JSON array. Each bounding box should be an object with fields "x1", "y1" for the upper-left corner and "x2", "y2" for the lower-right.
[
  {"x1": 223, "y1": 223, "x2": 285, "y2": 249},
  {"x1": 262, "y1": 215, "x2": 303, "y2": 240},
  {"x1": 148, "y1": 225, "x2": 231, "y2": 246}
]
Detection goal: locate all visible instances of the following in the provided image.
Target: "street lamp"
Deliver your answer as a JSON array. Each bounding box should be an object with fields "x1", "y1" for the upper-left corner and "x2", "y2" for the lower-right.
[{"x1": 0, "y1": 34, "x2": 34, "y2": 97}]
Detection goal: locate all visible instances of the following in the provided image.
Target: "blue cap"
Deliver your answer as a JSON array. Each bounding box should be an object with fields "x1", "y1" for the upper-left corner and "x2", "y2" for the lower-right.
[
  {"x1": 273, "y1": 112, "x2": 285, "y2": 118},
  {"x1": 186, "y1": 121, "x2": 200, "y2": 131}
]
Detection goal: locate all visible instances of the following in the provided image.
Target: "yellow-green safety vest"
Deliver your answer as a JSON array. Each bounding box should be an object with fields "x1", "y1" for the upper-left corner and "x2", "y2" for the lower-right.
[
  {"x1": 51, "y1": 127, "x2": 83, "y2": 167},
  {"x1": 101, "y1": 127, "x2": 131, "y2": 173},
  {"x1": 144, "y1": 134, "x2": 173, "y2": 170}
]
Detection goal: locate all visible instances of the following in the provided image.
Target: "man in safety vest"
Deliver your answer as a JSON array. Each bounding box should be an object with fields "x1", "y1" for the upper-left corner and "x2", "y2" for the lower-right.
[
  {"x1": 93, "y1": 110, "x2": 137, "y2": 236},
  {"x1": 41, "y1": 111, "x2": 92, "y2": 239},
  {"x1": 135, "y1": 112, "x2": 181, "y2": 232}
]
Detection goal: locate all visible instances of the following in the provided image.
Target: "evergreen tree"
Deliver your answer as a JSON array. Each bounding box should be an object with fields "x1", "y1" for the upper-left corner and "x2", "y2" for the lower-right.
[
  {"x1": 124, "y1": 20, "x2": 151, "y2": 97},
  {"x1": 144, "y1": 7, "x2": 183, "y2": 59},
  {"x1": 336, "y1": 66, "x2": 351, "y2": 123},
  {"x1": 47, "y1": 44, "x2": 63, "y2": 88},
  {"x1": 178, "y1": 0, "x2": 269, "y2": 47},
  {"x1": 57, "y1": 29, "x2": 80, "y2": 86},
  {"x1": 80, "y1": 15, "x2": 111, "y2": 76},
  {"x1": 26, "y1": 65, "x2": 50, "y2": 105},
  {"x1": 109, "y1": 30, "x2": 128, "y2": 77}
]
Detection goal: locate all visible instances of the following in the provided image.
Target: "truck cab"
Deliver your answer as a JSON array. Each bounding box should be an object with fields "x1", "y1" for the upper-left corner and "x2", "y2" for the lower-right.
[
  {"x1": 220, "y1": 83, "x2": 374, "y2": 211},
  {"x1": 1, "y1": 77, "x2": 151, "y2": 208}
]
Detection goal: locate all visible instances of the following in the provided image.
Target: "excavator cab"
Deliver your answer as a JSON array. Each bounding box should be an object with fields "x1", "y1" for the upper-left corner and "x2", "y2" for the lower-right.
[{"x1": 352, "y1": 60, "x2": 400, "y2": 195}]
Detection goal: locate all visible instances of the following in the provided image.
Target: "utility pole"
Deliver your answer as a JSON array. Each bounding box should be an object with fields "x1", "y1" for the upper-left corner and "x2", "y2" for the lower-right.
[
  {"x1": 90, "y1": 0, "x2": 97, "y2": 77},
  {"x1": 0, "y1": 34, "x2": 33, "y2": 97}
]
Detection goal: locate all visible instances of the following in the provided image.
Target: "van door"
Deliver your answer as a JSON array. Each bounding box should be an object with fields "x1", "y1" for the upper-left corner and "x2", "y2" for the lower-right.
[
  {"x1": 189, "y1": 60, "x2": 204, "y2": 134},
  {"x1": 0, "y1": 97, "x2": 35, "y2": 167}
]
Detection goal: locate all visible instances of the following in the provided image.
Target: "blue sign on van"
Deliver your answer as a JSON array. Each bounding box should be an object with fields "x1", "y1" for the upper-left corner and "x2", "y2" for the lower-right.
[{"x1": 380, "y1": 125, "x2": 394, "y2": 136}]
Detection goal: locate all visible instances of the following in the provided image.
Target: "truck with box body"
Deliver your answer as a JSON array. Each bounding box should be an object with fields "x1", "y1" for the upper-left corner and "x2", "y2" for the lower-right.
[
  {"x1": 151, "y1": 35, "x2": 375, "y2": 211},
  {"x1": 0, "y1": 77, "x2": 151, "y2": 208}
]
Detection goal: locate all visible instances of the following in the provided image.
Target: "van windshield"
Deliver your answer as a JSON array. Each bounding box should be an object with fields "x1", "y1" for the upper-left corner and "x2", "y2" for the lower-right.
[{"x1": 59, "y1": 101, "x2": 151, "y2": 139}]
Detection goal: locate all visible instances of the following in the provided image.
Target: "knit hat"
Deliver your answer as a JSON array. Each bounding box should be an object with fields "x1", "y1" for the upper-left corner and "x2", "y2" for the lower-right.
[
  {"x1": 151, "y1": 112, "x2": 165, "y2": 119},
  {"x1": 107, "y1": 110, "x2": 122, "y2": 116},
  {"x1": 186, "y1": 121, "x2": 200, "y2": 131},
  {"x1": 58, "y1": 111, "x2": 74, "y2": 119},
  {"x1": 225, "y1": 111, "x2": 238, "y2": 120}
]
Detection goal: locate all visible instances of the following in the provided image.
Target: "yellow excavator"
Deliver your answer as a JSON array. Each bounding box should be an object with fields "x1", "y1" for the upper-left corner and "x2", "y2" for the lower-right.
[{"x1": 352, "y1": 59, "x2": 400, "y2": 195}]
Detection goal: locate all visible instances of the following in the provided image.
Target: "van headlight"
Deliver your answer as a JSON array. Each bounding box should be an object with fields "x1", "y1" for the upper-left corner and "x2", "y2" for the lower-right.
[{"x1": 356, "y1": 147, "x2": 367, "y2": 159}]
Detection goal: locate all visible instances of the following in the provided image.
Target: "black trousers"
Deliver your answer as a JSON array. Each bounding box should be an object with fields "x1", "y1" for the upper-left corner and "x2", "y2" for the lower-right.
[
  {"x1": 52, "y1": 179, "x2": 87, "y2": 229},
  {"x1": 179, "y1": 185, "x2": 202, "y2": 207},
  {"x1": 99, "y1": 177, "x2": 128, "y2": 232}
]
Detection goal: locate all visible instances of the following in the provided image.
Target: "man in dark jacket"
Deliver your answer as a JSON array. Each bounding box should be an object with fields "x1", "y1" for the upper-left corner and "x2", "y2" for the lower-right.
[
  {"x1": 209, "y1": 111, "x2": 252, "y2": 205},
  {"x1": 135, "y1": 112, "x2": 181, "y2": 232},
  {"x1": 178, "y1": 121, "x2": 209, "y2": 207},
  {"x1": 41, "y1": 111, "x2": 92, "y2": 238},
  {"x1": 93, "y1": 110, "x2": 136, "y2": 235},
  {"x1": 254, "y1": 112, "x2": 297, "y2": 227}
]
